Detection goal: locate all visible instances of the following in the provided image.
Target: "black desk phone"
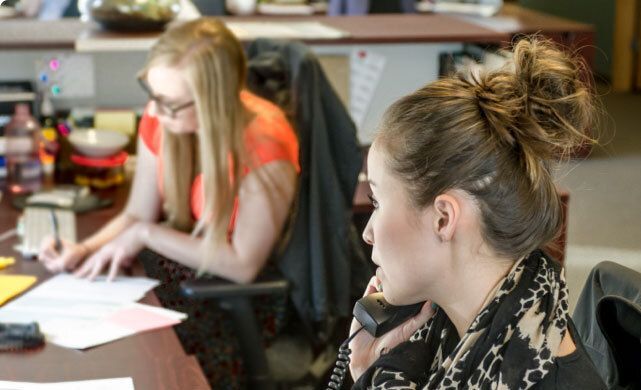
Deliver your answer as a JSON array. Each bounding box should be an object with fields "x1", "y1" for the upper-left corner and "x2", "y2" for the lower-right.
[{"x1": 326, "y1": 293, "x2": 425, "y2": 389}]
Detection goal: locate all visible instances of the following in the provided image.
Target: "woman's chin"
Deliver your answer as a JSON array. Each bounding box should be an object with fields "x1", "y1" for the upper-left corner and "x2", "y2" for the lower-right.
[
  {"x1": 383, "y1": 290, "x2": 422, "y2": 307},
  {"x1": 382, "y1": 291, "x2": 401, "y2": 306}
]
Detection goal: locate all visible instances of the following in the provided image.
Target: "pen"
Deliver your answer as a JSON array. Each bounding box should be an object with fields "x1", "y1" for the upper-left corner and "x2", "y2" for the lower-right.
[{"x1": 49, "y1": 208, "x2": 62, "y2": 253}]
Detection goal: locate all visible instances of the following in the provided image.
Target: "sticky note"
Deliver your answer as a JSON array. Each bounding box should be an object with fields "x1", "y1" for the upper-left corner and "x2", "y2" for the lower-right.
[
  {"x1": 0, "y1": 256, "x2": 15, "y2": 270},
  {"x1": 0, "y1": 275, "x2": 37, "y2": 306}
]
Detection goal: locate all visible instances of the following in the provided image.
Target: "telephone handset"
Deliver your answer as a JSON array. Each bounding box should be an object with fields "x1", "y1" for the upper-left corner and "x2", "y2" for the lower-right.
[
  {"x1": 353, "y1": 292, "x2": 425, "y2": 337},
  {"x1": 325, "y1": 293, "x2": 426, "y2": 389}
]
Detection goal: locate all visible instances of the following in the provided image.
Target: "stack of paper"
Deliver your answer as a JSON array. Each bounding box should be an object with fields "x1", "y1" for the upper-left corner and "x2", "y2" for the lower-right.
[{"x1": 0, "y1": 274, "x2": 186, "y2": 349}]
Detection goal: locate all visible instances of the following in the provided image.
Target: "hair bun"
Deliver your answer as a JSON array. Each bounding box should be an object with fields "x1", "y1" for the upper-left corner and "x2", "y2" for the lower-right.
[{"x1": 472, "y1": 37, "x2": 598, "y2": 187}]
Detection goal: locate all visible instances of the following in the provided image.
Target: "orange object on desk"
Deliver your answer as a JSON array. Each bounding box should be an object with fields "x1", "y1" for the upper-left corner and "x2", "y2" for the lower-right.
[{"x1": 71, "y1": 151, "x2": 128, "y2": 189}]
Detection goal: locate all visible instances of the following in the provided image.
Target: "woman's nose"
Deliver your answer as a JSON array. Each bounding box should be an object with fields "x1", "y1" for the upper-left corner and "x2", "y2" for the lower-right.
[{"x1": 362, "y1": 217, "x2": 374, "y2": 246}]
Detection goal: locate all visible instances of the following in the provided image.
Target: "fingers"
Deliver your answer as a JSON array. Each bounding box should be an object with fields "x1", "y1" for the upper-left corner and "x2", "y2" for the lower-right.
[
  {"x1": 74, "y1": 250, "x2": 109, "y2": 280},
  {"x1": 363, "y1": 300, "x2": 436, "y2": 360},
  {"x1": 85, "y1": 254, "x2": 107, "y2": 281},
  {"x1": 350, "y1": 314, "x2": 364, "y2": 335},
  {"x1": 38, "y1": 237, "x2": 73, "y2": 273},
  {"x1": 42, "y1": 258, "x2": 64, "y2": 273},
  {"x1": 72, "y1": 256, "x2": 93, "y2": 278},
  {"x1": 399, "y1": 300, "x2": 434, "y2": 341},
  {"x1": 350, "y1": 276, "x2": 382, "y2": 334},
  {"x1": 107, "y1": 250, "x2": 127, "y2": 282},
  {"x1": 363, "y1": 276, "x2": 381, "y2": 297},
  {"x1": 39, "y1": 235, "x2": 56, "y2": 254},
  {"x1": 81, "y1": 248, "x2": 129, "y2": 282},
  {"x1": 38, "y1": 236, "x2": 58, "y2": 264}
]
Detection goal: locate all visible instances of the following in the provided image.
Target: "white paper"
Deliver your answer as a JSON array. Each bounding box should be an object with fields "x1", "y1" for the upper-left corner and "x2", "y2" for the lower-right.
[
  {"x1": 0, "y1": 273, "x2": 159, "y2": 325},
  {"x1": 0, "y1": 378, "x2": 134, "y2": 390},
  {"x1": 459, "y1": 15, "x2": 522, "y2": 32},
  {"x1": 21, "y1": 274, "x2": 159, "y2": 303},
  {"x1": 41, "y1": 319, "x2": 134, "y2": 349},
  {"x1": 350, "y1": 49, "x2": 387, "y2": 129},
  {"x1": 227, "y1": 21, "x2": 348, "y2": 40},
  {"x1": 0, "y1": 274, "x2": 183, "y2": 349},
  {"x1": 40, "y1": 303, "x2": 187, "y2": 349}
]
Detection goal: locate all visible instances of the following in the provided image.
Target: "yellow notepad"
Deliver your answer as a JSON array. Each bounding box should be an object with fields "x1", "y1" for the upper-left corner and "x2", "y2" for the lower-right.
[{"x1": 0, "y1": 275, "x2": 37, "y2": 306}]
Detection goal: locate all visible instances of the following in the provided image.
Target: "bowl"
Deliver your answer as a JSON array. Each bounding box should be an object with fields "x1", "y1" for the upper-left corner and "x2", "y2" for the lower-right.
[
  {"x1": 68, "y1": 128, "x2": 129, "y2": 158},
  {"x1": 90, "y1": 0, "x2": 180, "y2": 32}
]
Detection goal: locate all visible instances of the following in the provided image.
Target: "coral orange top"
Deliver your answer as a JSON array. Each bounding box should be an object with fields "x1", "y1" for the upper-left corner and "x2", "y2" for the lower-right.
[{"x1": 138, "y1": 91, "x2": 299, "y2": 230}]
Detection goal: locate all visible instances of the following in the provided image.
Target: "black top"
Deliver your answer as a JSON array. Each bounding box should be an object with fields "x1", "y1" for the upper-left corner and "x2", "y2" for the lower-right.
[
  {"x1": 354, "y1": 318, "x2": 606, "y2": 389},
  {"x1": 353, "y1": 252, "x2": 607, "y2": 390},
  {"x1": 535, "y1": 319, "x2": 606, "y2": 389}
]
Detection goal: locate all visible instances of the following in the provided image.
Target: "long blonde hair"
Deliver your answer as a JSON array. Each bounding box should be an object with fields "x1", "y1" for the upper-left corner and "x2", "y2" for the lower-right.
[{"x1": 139, "y1": 18, "x2": 250, "y2": 250}]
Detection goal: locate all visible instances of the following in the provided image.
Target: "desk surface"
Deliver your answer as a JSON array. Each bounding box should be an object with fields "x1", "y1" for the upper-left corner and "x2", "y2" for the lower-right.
[
  {"x1": 0, "y1": 4, "x2": 592, "y2": 50},
  {"x1": 0, "y1": 188, "x2": 210, "y2": 390}
]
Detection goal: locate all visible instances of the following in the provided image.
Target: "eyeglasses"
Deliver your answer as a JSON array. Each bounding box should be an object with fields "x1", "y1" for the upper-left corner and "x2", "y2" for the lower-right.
[{"x1": 137, "y1": 77, "x2": 195, "y2": 119}]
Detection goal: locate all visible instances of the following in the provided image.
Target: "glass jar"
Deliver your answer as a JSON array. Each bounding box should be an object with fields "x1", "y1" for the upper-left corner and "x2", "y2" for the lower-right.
[{"x1": 5, "y1": 104, "x2": 42, "y2": 194}]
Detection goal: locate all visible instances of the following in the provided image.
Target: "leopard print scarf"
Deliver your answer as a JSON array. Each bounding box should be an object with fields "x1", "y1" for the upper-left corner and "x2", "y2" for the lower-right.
[{"x1": 354, "y1": 250, "x2": 569, "y2": 389}]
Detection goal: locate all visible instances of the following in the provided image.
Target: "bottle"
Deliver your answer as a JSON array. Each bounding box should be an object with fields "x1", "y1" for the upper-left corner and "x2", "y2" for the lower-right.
[
  {"x1": 0, "y1": 156, "x2": 7, "y2": 188},
  {"x1": 53, "y1": 118, "x2": 75, "y2": 184},
  {"x1": 40, "y1": 118, "x2": 58, "y2": 189},
  {"x1": 0, "y1": 126, "x2": 7, "y2": 187},
  {"x1": 5, "y1": 104, "x2": 42, "y2": 194},
  {"x1": 39, "y1": 96, "x2": 58, "y2": 188}
]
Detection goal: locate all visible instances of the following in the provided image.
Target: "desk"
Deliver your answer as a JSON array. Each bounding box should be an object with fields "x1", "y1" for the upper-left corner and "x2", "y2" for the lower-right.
[
  {"x1": 0, "y1": 188, "x2": 210, "y2": 390},
  {"x1": 0, "y1": 4, "x2": 592, "y2": 50},
  {"x1": 0, "y1": 5, "x2": 594, "y2": 143}
]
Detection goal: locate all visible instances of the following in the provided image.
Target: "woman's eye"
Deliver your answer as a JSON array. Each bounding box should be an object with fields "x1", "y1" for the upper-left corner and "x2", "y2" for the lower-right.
[{"x1": 367, "y1": 193, "x2": 379, "y2": 209}]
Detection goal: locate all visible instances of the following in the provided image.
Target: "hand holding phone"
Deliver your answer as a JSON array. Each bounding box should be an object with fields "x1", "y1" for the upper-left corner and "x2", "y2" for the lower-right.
[
  {"x1": 354, "y1": 292, "x2": 424, "y2": 337},
  {"x1": 347, "y1": 277, "x2": 435, "y2": 382}
]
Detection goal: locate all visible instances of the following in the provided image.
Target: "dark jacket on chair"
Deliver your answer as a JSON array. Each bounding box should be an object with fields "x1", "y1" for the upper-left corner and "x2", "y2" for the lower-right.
[
  {"x1": 573, "y1": 261, "x2": 641, "y2": 389},
  {"x1": 246, "y1": 39, "x2": 364, "y2": 339}
]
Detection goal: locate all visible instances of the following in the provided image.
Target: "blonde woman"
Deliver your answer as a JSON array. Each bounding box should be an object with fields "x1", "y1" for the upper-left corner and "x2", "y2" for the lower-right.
[
  {"x1": 38, "y1": 18, "x2": 299, "y2": 387},
  {"x1": 348, "y1": 38, "x2": 606, "y2": 389}
]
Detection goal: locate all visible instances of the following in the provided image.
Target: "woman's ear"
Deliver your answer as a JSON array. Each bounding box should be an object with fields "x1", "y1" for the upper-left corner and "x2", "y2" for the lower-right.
[{"x1": 432, "y1": 193, "x2": 460, "y2": 242}]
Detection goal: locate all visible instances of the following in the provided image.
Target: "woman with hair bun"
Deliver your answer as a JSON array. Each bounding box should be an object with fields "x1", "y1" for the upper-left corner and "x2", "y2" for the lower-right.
[{"x1": 348, "y1": 38, "x2": 605, "y2": 389}]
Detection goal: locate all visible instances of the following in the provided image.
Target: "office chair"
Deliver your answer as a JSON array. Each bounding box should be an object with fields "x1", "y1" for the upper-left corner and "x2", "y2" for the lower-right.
[
  {"x1": 181, "y1": 39, "x2": 367, "y2": 389},
  {"x1": 573, "y1": 261, "x2": 641, "y2": 389}
]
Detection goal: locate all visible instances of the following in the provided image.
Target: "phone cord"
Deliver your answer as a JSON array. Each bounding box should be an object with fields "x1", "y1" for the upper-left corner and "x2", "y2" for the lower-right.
[{"x1": 326, "y1": 325, "x2": 365, "y2": 390}]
